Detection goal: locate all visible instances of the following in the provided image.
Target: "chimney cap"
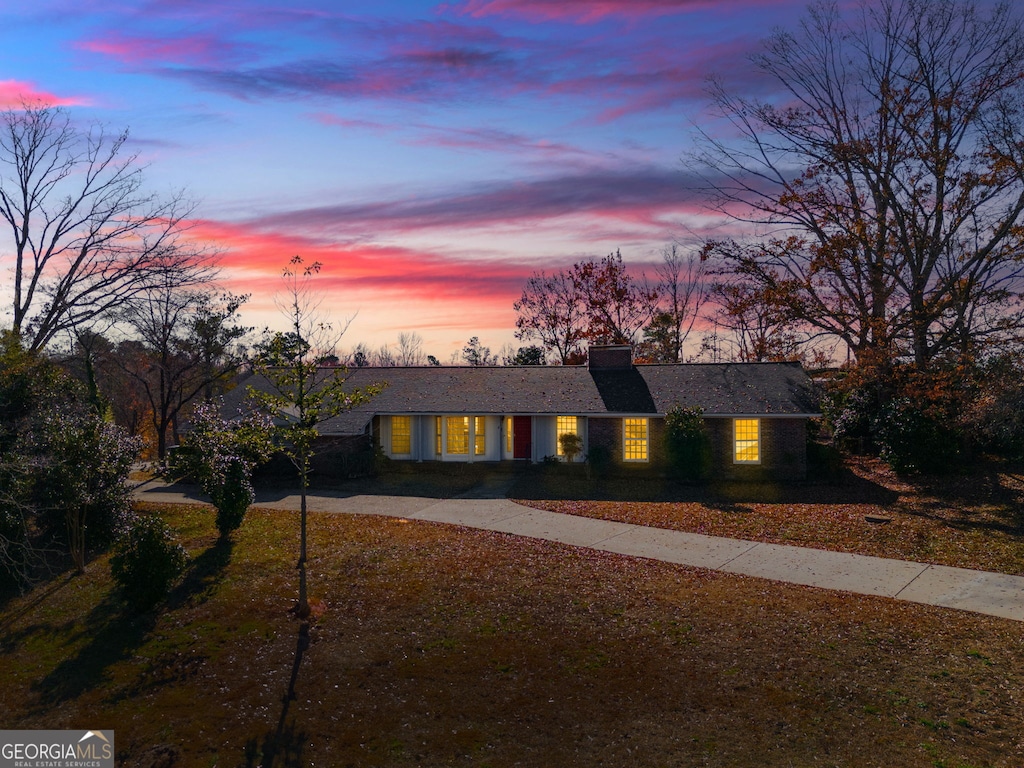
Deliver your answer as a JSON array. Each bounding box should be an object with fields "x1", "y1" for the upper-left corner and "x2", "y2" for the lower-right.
[{"x1": 588, "y1": 344, "x2": 633, "y2": 370}]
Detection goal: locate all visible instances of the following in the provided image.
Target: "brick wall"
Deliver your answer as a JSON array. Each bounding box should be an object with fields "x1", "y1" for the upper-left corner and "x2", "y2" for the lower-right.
[
  {"x1": 588, "y1": 417, "x2": 621, "y2": 462},
  {"x1": 588, "y1": 416, "x2": 669, "y2": 472},
  {"x1": 705, "y1": 417, "x2": 807, "y2": 480}
]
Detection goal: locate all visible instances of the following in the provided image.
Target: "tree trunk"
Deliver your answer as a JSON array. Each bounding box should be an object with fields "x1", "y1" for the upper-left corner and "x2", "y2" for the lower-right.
[{"x1": 295, "y1": 458, "x2": 310, "y2": 619}]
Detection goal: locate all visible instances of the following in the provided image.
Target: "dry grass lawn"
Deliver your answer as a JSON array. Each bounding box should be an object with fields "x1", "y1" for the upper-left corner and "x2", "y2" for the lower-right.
[
  {"x1": 1, "y1": 493, "x2": 1022, "y2": 767},
  {"x1": 510, "y1": 456, "x2": 1024, "y2": 575}
]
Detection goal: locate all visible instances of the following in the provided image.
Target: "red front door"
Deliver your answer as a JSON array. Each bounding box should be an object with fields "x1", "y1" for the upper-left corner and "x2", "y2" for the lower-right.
[{"x1": 513, "y1": 416, "x2": 532, "y2": 459}]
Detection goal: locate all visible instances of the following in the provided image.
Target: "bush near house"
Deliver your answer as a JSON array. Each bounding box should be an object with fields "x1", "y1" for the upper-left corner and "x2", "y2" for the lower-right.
[{"x1": 664, "y1": 405, "x2": 712, "y2": 481}]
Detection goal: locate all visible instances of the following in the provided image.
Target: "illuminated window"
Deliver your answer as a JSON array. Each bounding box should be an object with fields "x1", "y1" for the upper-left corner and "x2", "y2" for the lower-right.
[
  {"x1": 391, "y1": 416, "x2": 411, "y2": 455},
  {"x1": 505, "y1": 416, "x2": 514, "y2": 454},
  {"x1": 556, "y1": 416, "x2": 578, "y2": 457},
  {"x1": 475, "y1": 416, "x2": 487, "y2": 456},
  {"x1": 446, "y1": 416, "x2": 469, "y2": 455},
  {"x1": 734, "y1": 419, "x2": 760, "y2": 463},
  {"x1": 623, "y1": 418, "x2": 648, "y2": 462},
  {"x1": 435, "y1": 416, "x2": 442, "y2": 456}
]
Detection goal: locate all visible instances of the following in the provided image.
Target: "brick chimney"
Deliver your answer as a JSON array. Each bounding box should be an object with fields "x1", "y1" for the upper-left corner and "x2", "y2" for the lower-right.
[{"x1": 587, "y1": 344, "x2": 633, "y2": 370}]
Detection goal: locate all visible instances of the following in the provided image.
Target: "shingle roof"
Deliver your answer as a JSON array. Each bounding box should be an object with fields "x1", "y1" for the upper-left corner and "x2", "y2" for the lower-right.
[{"x1": 232, "y1": 361, "x2": 820, "y2": 436}]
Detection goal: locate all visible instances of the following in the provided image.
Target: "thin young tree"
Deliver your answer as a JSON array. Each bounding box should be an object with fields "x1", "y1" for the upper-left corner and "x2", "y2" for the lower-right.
[{"x1": 249, "y1": 256, "x2": 379, "y2": 618}]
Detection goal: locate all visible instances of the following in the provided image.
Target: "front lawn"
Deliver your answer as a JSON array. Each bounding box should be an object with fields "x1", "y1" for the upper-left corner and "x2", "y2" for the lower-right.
[
  {"x1": 1, "y1": 501, "x2": 1022, "y2": 767},
  {"x1": 511, "y1": 456, "x2": 1024, "y2": 575}
]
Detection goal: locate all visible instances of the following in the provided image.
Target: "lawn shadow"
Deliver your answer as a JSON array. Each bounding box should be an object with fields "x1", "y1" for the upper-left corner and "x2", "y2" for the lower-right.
[
  {"x1": 29, "y1": 593, "x2": 156, "y2": 707},
  {"x1": 506, "y1": 461, "x2": 901, "y2": 507},
  {"x1": 243, "y1": 621, "x2": 309, "y2": 768},
  {"x1": 308, "y1": 463, "x2": 518, "y2": 500},
  {"x1": 0, "y1": 571, "x2": 77, "y2": 636},
  {"x1": 27, "y1": 537, "x2": 236, "y2": 709},
  {"x1": 896, "y1": 460, "x2": 1024, "y2": 536},
  {"x1": 166, "y1": 537, "x2": 234, "y2": 610}
]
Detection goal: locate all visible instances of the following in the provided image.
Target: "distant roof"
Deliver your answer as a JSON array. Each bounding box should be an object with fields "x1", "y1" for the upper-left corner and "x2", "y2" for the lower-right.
[{"x1": 231, "y1": 362, "x2": 820, "y2": 436}]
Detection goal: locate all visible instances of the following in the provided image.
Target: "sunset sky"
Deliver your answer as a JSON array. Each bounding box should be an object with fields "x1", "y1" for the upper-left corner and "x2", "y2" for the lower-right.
[{"x1": 1, "y1": 0, "x2": 813, "y2": 360}]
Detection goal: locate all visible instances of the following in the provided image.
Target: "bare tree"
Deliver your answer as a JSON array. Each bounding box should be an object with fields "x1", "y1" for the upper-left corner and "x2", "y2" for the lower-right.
[
  {"x1": 116, "y1": 278, "x2": 248, "y2": 458},
  {"x1": 0, "y1": 103, "x2": 206, "y2": 351},
  {"x1": 695, "y1": 0, "x2": 1024, "y2": 368},
  {"x1": 705, "y1": 280, "x2": 803, "y2": 362},
  {"x1": 396, "y1": 331, "x2": 425, "y2": 366},
  {"x1": 641, "y1": 244, "x2": 708, "y2": 362},
  {"x1": 374, "y1": 344, "x2": 396, "y2": 367}
]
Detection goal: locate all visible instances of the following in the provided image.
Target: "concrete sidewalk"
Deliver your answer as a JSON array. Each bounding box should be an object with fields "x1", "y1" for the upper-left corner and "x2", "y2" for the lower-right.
[{"x1": 135, "y1": 480, "x2": 1024, "y2": 622}]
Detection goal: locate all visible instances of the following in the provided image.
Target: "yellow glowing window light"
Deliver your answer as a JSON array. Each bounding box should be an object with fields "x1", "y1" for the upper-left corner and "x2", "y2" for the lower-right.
[
  {"x1": 505, "y1": 416, "x2": 513, "y2": 454},
  {"x1": 475, "y1": 416, "x2": 486, "y2": 455},
  {"x1": 391, "y1": 415, "x2": 411, "y2": 454},
  {"x1": 734, "y1": 419, "x2": 760, "y2": 463},
  {"x1": 446, "y1": 416, "x2": 469, "y2": 454},
  {"x1": 555, "y1": 415, "x2": 577, "y2": 456},
  {"x1": 623, "y1": 418, "x2": 648, "y2": 462},
  {"x1": 435, "y1": 416, "x2": 441, "y2": 456}
]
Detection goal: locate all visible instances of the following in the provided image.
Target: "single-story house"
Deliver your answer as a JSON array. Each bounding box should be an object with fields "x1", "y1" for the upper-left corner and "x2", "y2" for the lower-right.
[{"x1": 236, "y1": 345, "x2": 821, "y2": 481}]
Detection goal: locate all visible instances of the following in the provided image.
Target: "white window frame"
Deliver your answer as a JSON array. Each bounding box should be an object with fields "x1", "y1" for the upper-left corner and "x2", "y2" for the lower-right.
[
  {"x1": 622, "y1": 417, "x2": 649, "y2": 463},
  {"x1": 733, "y1": 418, "x2": 761, "y2": 464},
  {"x1": 389, "y1": 415, "x2": 412, "y2": 457},
  {"x1": 555, "y1": 415, "x2": 580, "y2": 461}
]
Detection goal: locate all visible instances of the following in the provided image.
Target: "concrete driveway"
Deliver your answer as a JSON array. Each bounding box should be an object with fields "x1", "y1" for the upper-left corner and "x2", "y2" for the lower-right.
[{"x1": 134, "y1": 479, "x2": 1024, "y2": 622}]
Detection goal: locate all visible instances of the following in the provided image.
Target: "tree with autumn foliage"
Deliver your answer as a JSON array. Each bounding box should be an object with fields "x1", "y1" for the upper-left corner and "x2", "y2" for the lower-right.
[
  {"x1": 514, "y1": 269, "x2": 588, "y2": 364},
  {"x1": 574, "y1": 250, "x2": 659, "y2": 345},
  {"x1": 695, "y1": 0, "x2": 1024, "y2": 370},
  {"x1": 514, "y1": 250, "x2": 659, "y2": 362},
  {"x1": 701, "y1": 279, "x2": 804, "y2": 363},
  {"x1": 693, "y1": 0, "x2": 1024, "y2": 472}
]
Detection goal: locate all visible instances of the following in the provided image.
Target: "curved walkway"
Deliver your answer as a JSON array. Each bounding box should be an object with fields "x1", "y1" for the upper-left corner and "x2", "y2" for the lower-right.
[{"x1": 134, "y1": 480, "x2": 1024, "y2": 622}]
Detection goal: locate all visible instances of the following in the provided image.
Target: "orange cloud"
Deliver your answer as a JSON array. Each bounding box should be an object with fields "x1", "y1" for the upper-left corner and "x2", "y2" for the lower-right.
[
  {"x1": 180, "y1": 218, "x2": 531, "y2": 349},
  {"x1": 184, "y1": 217, "x2": 532, "y2": 301}
]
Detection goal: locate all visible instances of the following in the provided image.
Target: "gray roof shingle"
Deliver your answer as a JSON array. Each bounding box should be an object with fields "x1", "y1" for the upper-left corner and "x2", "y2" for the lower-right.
[{"x1": 232, "y1": 362, "x2": 820, "y2": 436}]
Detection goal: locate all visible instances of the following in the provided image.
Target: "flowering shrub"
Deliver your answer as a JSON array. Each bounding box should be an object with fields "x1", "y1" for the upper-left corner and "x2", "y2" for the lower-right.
[
  {"x1": 874, "y1": 397, "x2": 962, "y2": 475},
  {"x1": 33, "y1": 412, "x2": 141, "y2": 570},
  {"x1": 183, "y1": 402, "x2": 273, "y2": 538}
]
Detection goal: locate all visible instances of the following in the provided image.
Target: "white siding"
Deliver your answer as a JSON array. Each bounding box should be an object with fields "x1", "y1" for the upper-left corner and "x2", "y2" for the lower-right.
[{"x1": 533, "y1": 416, "x2": 557, "y2": 460}]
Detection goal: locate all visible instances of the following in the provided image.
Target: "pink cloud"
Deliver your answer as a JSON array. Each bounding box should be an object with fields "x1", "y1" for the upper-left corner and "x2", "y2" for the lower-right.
[
  {"x1": 309, "y1": 113, "x2": 395, "y2": 132},
  {"x1": 0, "y1": 80, "x2": 89, "y2": 109},
  {"x1": 77, "y1": 31, "x2": 254, "y2": 68},
  {"x1": 406, "y1": 124, "x2": 599, "y2": 162},
  {"x1": 451, "y1": 0, "x2": 791, "y2": 22},
  {"x1": 182, "y1": 219, "x2": 532, "y2": 305},
  {"x1": 253, "y1": 168, "x2": 711, "y2": 237}
]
